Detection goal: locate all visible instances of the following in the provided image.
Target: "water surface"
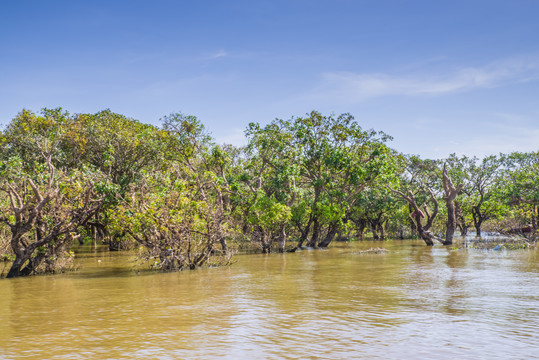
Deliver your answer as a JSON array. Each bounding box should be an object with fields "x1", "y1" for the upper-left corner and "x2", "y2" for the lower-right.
[{"x1": 0, "y1": 240, "x2": 537, "y2": 359}]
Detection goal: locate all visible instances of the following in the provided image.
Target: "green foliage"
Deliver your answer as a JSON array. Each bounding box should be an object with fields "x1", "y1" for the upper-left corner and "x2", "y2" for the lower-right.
[
  {"x1": 109, "y1": 168, "x2": 231, "y2": 271},
  {"x1": 2, "y1": 105, "x2": 538, "y2": 277}
]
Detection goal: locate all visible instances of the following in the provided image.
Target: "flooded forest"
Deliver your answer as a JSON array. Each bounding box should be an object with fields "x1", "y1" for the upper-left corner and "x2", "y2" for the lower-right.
[
  {"x1": 1, "y1": 108, "x2": 538, "y2": 359},
  {"x1": 1, "y1": 108, "x2": 537, "y2": 277}
]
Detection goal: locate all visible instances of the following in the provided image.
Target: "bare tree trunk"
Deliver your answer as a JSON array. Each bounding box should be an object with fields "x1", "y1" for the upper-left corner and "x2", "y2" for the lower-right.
[
  {"x1": 387, "y1": 186, "x2": 444, "y2": 246},
  {"x1": 445, "y1": 200, "x2": 457, "y2": 243},
  {"x1": 442, "y1": 164, "x2": 463, "y2": 245},
  {"x1": 408, "y1": 204, "x2": 417, "y2": 236},
  {"x1": 278, "y1": 224, "x2": 286, "y2": 253},
  {"x1": 416, "y1": 226, "x2": 434, "y2": 245}
]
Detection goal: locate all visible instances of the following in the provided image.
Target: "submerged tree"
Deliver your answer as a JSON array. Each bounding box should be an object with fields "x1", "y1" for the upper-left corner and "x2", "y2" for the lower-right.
[
  {"x1": 446, "y1": 154, "x2": 503, "y2": 237},
  {"x1": 287, "y1": 111, "x2": 393, "y2": 248},
  {"x1": 161, "y1": 112, "x2": 234, "y2": 253},
  {"x1": 0, "y1": 157, "x2": 104, "y2": 277},
  {"x1": 110, "y1": 169, "x2": 231, "y2": 271},
  {"x1": 238, "y1": 120, "x2": 296, "y2": 252},
  {"x1": 388, "y1": 186, "x2": 443, "y2": 245},
  {"x1": 388, "y1": 156, "x2": 446, "y2": 245}
]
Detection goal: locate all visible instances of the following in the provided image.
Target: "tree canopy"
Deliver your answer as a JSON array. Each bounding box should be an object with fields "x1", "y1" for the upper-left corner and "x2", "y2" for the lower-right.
[{"x1": 1, "y1": 108, "x2": 537, "y2": 277}]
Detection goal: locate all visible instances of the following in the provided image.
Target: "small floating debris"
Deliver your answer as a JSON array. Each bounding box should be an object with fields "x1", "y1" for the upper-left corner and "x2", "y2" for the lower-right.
[{"x1": 359, "y1": 247, "x2": 389, "y2": 254}]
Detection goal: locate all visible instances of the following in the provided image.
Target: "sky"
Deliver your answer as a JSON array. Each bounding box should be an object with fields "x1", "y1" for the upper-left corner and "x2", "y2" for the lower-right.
[{"x1": 1, "y1": 0, "x2": 539, "y2": 158}]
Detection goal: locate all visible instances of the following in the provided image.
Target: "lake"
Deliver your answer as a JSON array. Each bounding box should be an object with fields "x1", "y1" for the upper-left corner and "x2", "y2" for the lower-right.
[{"x1": 0, "y1": 240, "x2": 537, "y2": 359}]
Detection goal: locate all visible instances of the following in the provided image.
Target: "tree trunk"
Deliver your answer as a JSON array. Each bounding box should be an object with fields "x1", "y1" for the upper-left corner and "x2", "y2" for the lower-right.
[
  {"x1": 216, "y1": 221, "x2": 228, "y2": 253},
  {"x1": 442, "y1": 164, "x2": 463, "y2": 245},
  {"x1": 459, "y1": 224, "x2": 468, "y2": 237},
  {"x1": 445, "y1": 200, "x2": 457, "y2": 243},
  {"x1": 387, "y1": 186, "x2": 445, "y2": 246},
  {"x1": 260, "y1": 229, "x2": 271, "y2": 254},
  {"x1": 358, "y1": 223, "x2": 365, "y2": 240},
  {"x1": 307, "y1": 217, "x2": 321, "y2": 247},
  {"x1": 294, "y1": 216, "x2": 312, "y2": 249},
  {"x1": 318, "y1": 223, "x2": 338, "y2": 248},
  {"x1": 408, "y1": 204, "x2": 417, "y2": 236},
  {"x1": 370, "y1": 221, "x2": 379, "y2": 240},
  {"x1": 417, "y1": 226, "x2": 434, "y2": 246},
  {"x1": 532, "y1": 205, "x2": 537, "y2": 233},
  {"x1": 475, "y1": 221, "x2": 482, "y2": 237},
  {"x1": 278, "y1": 225, "x2": 286, "y2": 253},
  {"x1": 455, "y1": 201, "x2": 468, "y2": 237},
  {"x1": 378, "y1": 221, "x2": 385, "y2": 241},
  {"x1": 6, "y1": 255, "x2": 29, "y2": 278},
  {"x1": 472, "y1": 205, "x2": 483, "y2": 237},
  {"x1": 354, "y1": 218, "x2": 367, "y2": 240}
]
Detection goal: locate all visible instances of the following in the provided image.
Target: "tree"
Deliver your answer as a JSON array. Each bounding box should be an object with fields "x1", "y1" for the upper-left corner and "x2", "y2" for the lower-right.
[
  {"x1": 499, "y1": 151, "x2": 539, "y2": 233},
  {"x1": 0, "y1": 157, "x2": 104, "y2": 277},
  {"x1": 239, "y1": 120, "x2": 296, "y2": 252},
  {"x1": 349, "y1": 186, "x2": 399, "y2": 240},
  {"x1": 161, "y1": 112, "x2": 233, "y2": 253},
  {"x1": 287, "y1": 111, "x2": 393, "y2": 248},
  {"x1": 443, "y1": 154, "x2": 504, "y2": 237},
  {"x1": 468, "y1": 156, "x2": 503, "y2": 236},
  {"x1": 388, "y1": 156, "x2": 446, "y2": 245},
  {"x1": 109, "y1": 168, "x2": 231, "y2": 271},
  {"x1": 1, "y1": 108, "x2": 169, "y2": 251}
]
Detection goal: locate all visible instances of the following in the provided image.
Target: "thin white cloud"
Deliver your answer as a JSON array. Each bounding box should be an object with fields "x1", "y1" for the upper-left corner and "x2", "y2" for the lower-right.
[
  {"x1": 313, "y1": 55, "x2": 539, "y2": 102},
  {"x1": 207, "y1": 50, "x2": 228, "y2": 59}
]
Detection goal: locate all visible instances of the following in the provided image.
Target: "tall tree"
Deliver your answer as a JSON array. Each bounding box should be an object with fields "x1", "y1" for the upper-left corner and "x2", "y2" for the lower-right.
[
  {"x1": 239, "y1": 120, "x2": 296, "y2": 252},
  {"x1": 388, "y1": 156, "x2": 445, "y2": 245},
  {"x1": 288, "y1": 111, "x2": 393, "y2": 248},
  {"x1": 161, "y1": 112, "x2": 233, "y2": 253}
]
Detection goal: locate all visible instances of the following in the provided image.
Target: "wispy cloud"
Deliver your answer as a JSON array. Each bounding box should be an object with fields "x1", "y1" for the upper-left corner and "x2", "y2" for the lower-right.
[
  {"x1": 312, "y1": 55, "x2": 539, "y2": 102},
  {"x1": 207, "y1": 50, "x2": 228, "y2": 59}
]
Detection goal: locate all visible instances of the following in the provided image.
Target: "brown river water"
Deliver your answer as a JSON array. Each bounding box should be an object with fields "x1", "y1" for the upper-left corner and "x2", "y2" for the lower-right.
[{"x1": 0, "y1": 240, "x2": 537, "y2": 359}]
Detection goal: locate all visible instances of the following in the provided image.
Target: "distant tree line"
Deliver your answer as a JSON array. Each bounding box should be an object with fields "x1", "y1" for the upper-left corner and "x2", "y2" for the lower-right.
[{"x1": 1, "y1": 108, "x2": 537, "y2": 277}]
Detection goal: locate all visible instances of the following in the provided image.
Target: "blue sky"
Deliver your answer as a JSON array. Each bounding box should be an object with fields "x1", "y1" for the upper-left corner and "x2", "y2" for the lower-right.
[{"x1": 1, "y1": 0, "x2": 539, "y2": 158}]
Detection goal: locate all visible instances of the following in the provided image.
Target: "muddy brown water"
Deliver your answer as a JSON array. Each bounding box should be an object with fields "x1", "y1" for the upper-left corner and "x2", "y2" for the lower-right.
[{"x1": 0, "y1": 240, "x2": 537, "y2": 359}]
